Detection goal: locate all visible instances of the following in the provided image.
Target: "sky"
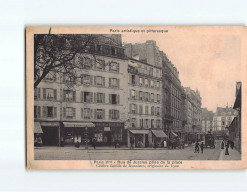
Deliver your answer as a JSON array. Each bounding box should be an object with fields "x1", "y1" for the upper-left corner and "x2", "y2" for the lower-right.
[{"x1": 122, "y1": 29, "x2": 241, "y2": 112}]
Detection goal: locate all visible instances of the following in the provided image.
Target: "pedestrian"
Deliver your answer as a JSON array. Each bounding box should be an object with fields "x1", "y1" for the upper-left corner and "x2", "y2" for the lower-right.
[
  {"x1": 130, "y1": 137, "x2": 134, "y2": 149},
  {"x1": 92, "y1": 137, "x2": 96, "y2": 149},
  {"x1": 221, "y1": 141, "x2": 225, "y2": 149},
  {"x1": 225, "y1": 144, "x2": 229, "y2": 155},
  {"x1": 200, "y1": 142, "x2": 204, "y2": 154},
  {"x1": 195, "y1": 141, "x2": 199, "y2": 153}
]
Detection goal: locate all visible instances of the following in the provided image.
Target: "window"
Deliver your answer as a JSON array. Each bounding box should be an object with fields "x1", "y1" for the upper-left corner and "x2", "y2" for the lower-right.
[
  {"x1": 64, "y1": 107, "x2": 75, "y2": 118},
  {"x1": 157, "y1": 120, "x2": 161, "y2": 128},
  {"x1": 63, "y1": 74, "x2": 74, "y2": 84},
  {"x1": 96, "y1": 93, "x2": 105, "y2": 103},
  {"x1": 64, "y1": 90, "x2": 76, "y2": 102},
  {"x1": 145, "y1": 106, "x2": 149, "y2": 115},
  {"x1": 157, "y1": 94, "x2": 161, "y2": 103},
  {"x1": 222, "y1": 121, "x2": 225, "y2": 125},
  {"x1": 83, "y1": 57, "x2": 93, "y2": 69},
  {"x1": 156, "y1": 81, "x2": 160, "y2": 89},
  {"x1": 139, "y1": 105, "x2": 143, "y2": 114},
  {"x1": 109, "y1": 78, "x2": 119, "y2": 88},
  {"x1": 150, "y1": 67, "x2": 153, "y2": 76},
  {"x1": 96, "y1": 109, "x2": 104, "y2": 119},
  {"x1": 156, "y1": 107, "x2": 160, "y2": 116},
  {"x1": 34, "y1": 88, "x2": 40, "y2": 99},
  {"x1": 145, "y1": 79, "x2": 148, "y2": 87},
  {"x1": 131, "y1": 90, "x2": 135, "y2": 99},
  {"x1": 130, "y1": 104, "x2": 137, "y2": 114},
  {"x1": 150, "y1": 80, "x2": 154, "y2": 88},
  {"x1": 144, "y1": 119, "x2": 149, "y2": 128},
  {"x1": 139, "y1": 119, "x2": 143, "y2": 128},
  {"x1": 150, "y1": 93, "x2": 154, "y2": 102},
  {"x1": 131, "y1": 118, "x2": 137, "y2": 128},
  {"x1": 109, "y1": 110, "x2": 119, "y2": 120},
  {"x1": 43, "y1": 88, "x2": 56, "y2": 100},
  {"x1": 81, "y1": 74, "x2": 91, "y2": 85},
  {"x1": 83, "y1": 92, "x2": 92, "y2": 103},
  {"x1": 139, "y1": 91, "x2": 143, "y2": 100},
  {"x1": 95, "y1": 76, "x2": 105, "y2": 86},
  {"x1": 110, "y1": 62, "x2": 119, "y2": 72},
  {"x1": 139, "y1": 77, "x2": 143, "y2": 86},
  {"x1": 151, "y1": 106, "x2": 155, "y2": 115},
  {"x1": 96, "y1": 59, "x2": 105, "y2": 70},
  {"x1": 131, "y1": 75, "x2": 135, "y2": 85},
  {"x1": 34, "y1": 106, "x2": 40, "y2": 118},
  {"x1": 151, "y1": 119, "x2": 155, "y2": 128},
  {"x1": 109, "y1": 94, "x2": 119, "y2": 104},
  {"x1": 43, "y1": 106, "x2": 57, "y2": 118},
  {"x1": 145, "y1": 92, "x2": 149, "y2": 101},
  {"x1": 83, "y1": 108, "x2": 91, "y2": 119}
]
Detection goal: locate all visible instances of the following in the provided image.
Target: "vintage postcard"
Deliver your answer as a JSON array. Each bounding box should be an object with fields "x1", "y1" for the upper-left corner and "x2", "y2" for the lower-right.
[{"x1": 26, "y1": 26, "x2": 246, "y2": 169}]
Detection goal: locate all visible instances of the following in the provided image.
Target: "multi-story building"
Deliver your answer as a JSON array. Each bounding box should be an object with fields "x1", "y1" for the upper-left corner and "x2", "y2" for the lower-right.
[
  {"x1": 127, "y1": 59, "x2": 164, "y2": 147},
  {"x1": 201, "y1": 108, "x2": 214, "y2": 133},
  {"x1": 183, "y1": 87, "x2": 202, "y2": 141},
  {"x1": 213, "y1": 105, "x2": 238, "y2": 132},
  {"x1": 34, "y1": 34, "x2": 129, "y2": 146}
]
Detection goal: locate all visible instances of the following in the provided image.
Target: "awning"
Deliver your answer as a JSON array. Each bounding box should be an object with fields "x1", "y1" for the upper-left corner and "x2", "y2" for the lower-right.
[
  {"x1": 34, "y1": 122, "x2": 43, "y2": 134},
  {"x1": 151, "y1": 130, "x2": 168, "y2": 138},
  {"x1": 171, "y1": 132, "x2": 178, "y2": 137},
  {"x1": 129, "y1": 130, "x2": 150, "y2": 134},
  {"x1": 104, "y1": 127, "x2": 111, "y2": 131},
  {"x1": 63, "y1": 122, "x2": 95, "y2": 128}
]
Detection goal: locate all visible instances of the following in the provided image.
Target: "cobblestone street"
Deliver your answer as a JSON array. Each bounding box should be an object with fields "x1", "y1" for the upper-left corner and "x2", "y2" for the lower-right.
[{"x1": 34, "y1": 140, "x2": 241, "y2": 160}]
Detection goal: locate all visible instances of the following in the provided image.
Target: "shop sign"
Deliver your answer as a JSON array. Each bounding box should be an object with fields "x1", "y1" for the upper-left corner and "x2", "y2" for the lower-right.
[
  {"x1": 94, "y1": 122, "x2": 123, "y2": 127},
  {"x1": 41, "y1": 122, "x2": 59, "y2": 127}
]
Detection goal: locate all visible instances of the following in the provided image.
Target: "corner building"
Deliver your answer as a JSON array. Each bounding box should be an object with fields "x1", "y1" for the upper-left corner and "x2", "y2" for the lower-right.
[{"x1": 34, "y1": 35, "x2": 129, "y2": 146}]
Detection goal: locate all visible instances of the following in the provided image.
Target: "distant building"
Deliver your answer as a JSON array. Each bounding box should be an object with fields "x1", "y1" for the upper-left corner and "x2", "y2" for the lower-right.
[
  {"x1": 213, "y1": 106, "x2": 238, "y2": 132},
  {"x1": 201, "y1": 108, "x2": 214, "y2": 133},
  {"x1": 228, "y1": 82, "x2": 241, "y2": 153}
]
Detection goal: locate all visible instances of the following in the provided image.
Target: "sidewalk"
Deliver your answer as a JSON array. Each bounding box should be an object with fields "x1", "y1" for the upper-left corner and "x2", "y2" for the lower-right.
[{"x1": 219, "y1": 147, "x2": 241, "y2": 160}]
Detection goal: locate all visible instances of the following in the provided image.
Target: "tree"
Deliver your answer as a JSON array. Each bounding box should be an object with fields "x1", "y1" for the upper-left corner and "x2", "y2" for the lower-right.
[{"x1": 34, "y1": 32, "x2": 122, "y2": 89}]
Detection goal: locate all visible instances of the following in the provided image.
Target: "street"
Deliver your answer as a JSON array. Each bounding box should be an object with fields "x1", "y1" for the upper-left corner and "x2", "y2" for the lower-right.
[{"x1": 34, "y1": 140, "x2": 241, "y2": 160}]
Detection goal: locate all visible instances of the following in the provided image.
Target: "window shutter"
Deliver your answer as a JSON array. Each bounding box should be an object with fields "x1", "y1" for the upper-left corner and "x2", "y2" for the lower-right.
[
  {"x1": 109, "y1": 94, "x2": 112, "y2": 104},
  {"x1": 109, "y1": 109, "x2": 112, "y2": 119},
  {"x1": 103, "y1": 93, "x2": 105, "y2": 103},
  {"x1": 90, "y1": 75, "x2": 93, "y2": 85},
  {"x1": 109, "y1": 78, "x2": 111, "y2": 87},
  {"x1": 90, "y1": 92, "x2": 93, "y2": 103},
  {"x1": 54, "y1": 107, "x2": 57, "y2": 118},
  {"x1": 135, "y1": 90, "x2": 139, "y2": 100},
  {"x1": 102, "y1": 109, "x2": 105, "y2": 119},
  {"x1": 117, "y1": 79, "x2": 120, "y2": 88},
  {"x1": 43, "y1": 88, "x2": 46, "y2": 99},
  {"x1": 148, "y1": 93, "x2": 150, "y2": 101},
  {"x1": 37, "y1": 88, "x2": 41, "y2": 99},
  {"x1": 135, "y1": 104, "x2": 138, "y2": 114},
  {"x1": 73, "y1": 91, "x2": 76, "y2": 102},
  {"x1": 117, "y1": 110, "x2": 119, "y2": 119},
  {"x1": 72, "y1": 108, "x2": 76, "y2": 118},
  {"x1": 129, "y1": 74, "x2": 132, "y2": 84},
  {"x1": 135, "y1": 75, "x2": 139, "y2": 86},
  {"x1": 129, "y1": 89, "x2": 132, "y2": 99},
  {"x1": 42, "y1": 106, "x2": 47, "y2": 117},
  {"x1": 81, "y1": 91, "x2": 84, "y2": 102},
  {"x1": 63, "y1": 90, "x2": 66, "y2": 101},
  {"x1": 117, "y1": 95, "x2": 119, "y2": 104},
  {"x1": 94, "y1": 109, "x2": 97, "y2": 119},
  {"x1": 94, "y1": 92, "x2": 97, "y2": 103},
  {"x1": 103, "y1": 77, "x2": 105, "y2": 86},
  {"x1": 94, "y1": 76, "x2": 97, "y2": 85},
  {"x1": 37, "y1": 106, "x2": 41, "y2": 118},
  {"x1": 154, "y1": 94, "x2": 157, "y2": 102},
  {"x1": 54, "y1": 89, "x2": 57, "y2": 100},
  {"x1": 129, "y1": 104, "x2": 132, "y2": 113},
  {"x1": 117, "y1": 63, "x2": 119, "y2": 72},
  {"x1": 63, "y1": 107, "x2": 66, "y2": 118},
  {"x1": 90, "y1": 109, "x2": 93, "y2": 119},
  {"x1": 81, "y1": 108, "x2": 83, "y2": 118}
]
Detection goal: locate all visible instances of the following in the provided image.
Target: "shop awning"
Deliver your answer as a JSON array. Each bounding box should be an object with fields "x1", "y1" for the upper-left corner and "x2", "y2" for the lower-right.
[
  {"x1": 63, "y1": 122, "x2": 95, "y2": 128},
  {"x1": 171, "y1": 132, "x2": 178, "y2": 137},
  {"x1": 129, "y1": 130, "x2": 150, "y2": 134},
  {"x1": 34, "y1": 122, "x2": 43, "y2": 134},
  {"x1": 151, "y1": 130, "x2": 168, "y2": 138}
]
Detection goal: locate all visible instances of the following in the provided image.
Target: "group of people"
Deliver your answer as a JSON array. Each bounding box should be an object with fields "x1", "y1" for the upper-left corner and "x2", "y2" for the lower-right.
[{"x1": 194, "y1": 141, "x2": 204, "y2": 153}]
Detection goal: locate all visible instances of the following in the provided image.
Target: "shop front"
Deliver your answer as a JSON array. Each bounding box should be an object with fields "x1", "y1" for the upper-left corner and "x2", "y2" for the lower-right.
[
  {"x1": 129, "y1": 130, "x2": 150, "y2": 148},
  {"x1": 40, "y1": 122, "x2": 60, "y2": 146},
  {"x1": 151, "y1": 130, "x2": 168, "y2": 148},
  {"x1": 34, "y1": 122, "x2": 43, "y2": 146}
]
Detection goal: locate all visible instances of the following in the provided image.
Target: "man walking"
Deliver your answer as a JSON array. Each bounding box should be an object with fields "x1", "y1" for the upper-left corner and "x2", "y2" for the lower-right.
[
  {"x1": 194, "y1": 141, "x2": 199, "y2": 153},
  {"x1": 200, "y1": 142, "x2": 204, "y2": 154},
  {"x1": 130, "y1": 136, "x2": 134, "y2": 149}
]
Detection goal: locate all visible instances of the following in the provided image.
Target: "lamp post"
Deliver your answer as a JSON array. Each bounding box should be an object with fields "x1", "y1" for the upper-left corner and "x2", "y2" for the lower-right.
[{"x1": 85, "y1": 126, "x2": 88, "y2": 149}]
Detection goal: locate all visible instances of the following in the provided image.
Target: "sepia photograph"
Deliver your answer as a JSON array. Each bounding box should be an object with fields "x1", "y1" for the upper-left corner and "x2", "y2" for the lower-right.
[{"x1": 26, "y1": 26, "x2": 246, "y2": 169}]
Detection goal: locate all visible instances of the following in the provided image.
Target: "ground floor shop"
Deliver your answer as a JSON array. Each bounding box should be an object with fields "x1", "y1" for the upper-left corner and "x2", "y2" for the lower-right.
[
  {"x1": 128, "y1": 129, "x2": 168, "y2": 148},
  {"x1": 34, "y1": 121, "x2": 127, "y2": 147}
]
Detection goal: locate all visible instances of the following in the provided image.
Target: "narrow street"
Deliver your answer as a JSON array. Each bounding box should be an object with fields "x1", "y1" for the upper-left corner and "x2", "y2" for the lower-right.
[{"x1": 34, "y1": 140, "x2": 240, "y2": 160}]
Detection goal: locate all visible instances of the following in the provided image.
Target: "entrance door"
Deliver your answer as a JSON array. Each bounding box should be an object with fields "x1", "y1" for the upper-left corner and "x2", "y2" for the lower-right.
[
  {"x1": 42, "y1": 127, "x2": 59, "y2": 146},
  {"x1": 104, "y1": 131, "x2": 112, "y2": 145},
  {"x1": 145, "y1": 134, "x2": 149, "y2": 147}
]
